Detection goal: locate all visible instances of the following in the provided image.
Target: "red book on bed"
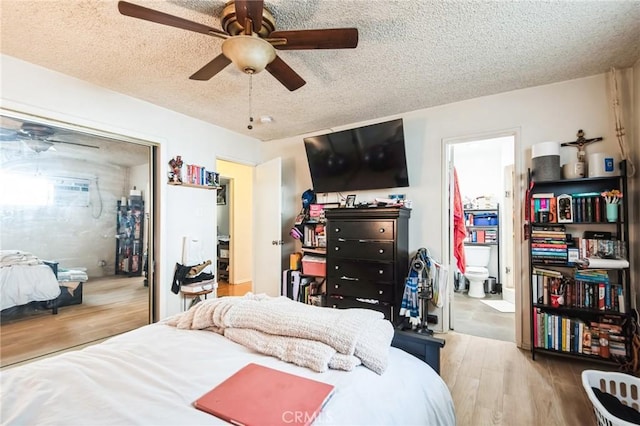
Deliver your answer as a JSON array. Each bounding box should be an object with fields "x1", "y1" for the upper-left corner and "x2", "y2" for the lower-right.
[{"x1": 193, "y1": 363, "x2": 335, "y2": 426}]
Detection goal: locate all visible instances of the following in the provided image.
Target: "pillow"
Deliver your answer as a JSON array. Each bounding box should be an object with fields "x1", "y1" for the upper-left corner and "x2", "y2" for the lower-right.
[{"x1": 591, "y1": 387, "x2": 640, "y2": 424}]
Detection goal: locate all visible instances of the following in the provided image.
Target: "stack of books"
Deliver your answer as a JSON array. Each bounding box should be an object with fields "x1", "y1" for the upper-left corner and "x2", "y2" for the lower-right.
[{"x1": 531, "y1": 225, "x2": 567, "y2": 265}]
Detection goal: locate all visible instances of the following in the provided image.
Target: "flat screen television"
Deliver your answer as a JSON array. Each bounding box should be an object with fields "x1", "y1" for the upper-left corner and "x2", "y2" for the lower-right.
[{"x1": 303, "y1": 118, "x2": 409, "y2": 193}]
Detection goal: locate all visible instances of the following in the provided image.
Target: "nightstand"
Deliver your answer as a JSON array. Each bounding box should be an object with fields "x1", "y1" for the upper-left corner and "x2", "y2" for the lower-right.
[{"x1": 391, "y1": 330, "x2": 445, "y2": 374}]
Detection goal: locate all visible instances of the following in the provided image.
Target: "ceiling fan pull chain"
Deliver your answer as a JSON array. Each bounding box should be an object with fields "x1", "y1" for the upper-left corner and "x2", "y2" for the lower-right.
[{"x1": 247, "y1": 74, "x2": 254, "y2": 130}]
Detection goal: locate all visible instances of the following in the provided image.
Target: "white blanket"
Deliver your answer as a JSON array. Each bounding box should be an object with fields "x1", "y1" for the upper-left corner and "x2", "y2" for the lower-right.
[
  {"x1": 0, "y1": 264, "x2": 61, "y2": 310},
  {"x1": 0, "y1": 323, "x2": 457, "y2": 425},
  {"x1": 167, "y1": 294, "x2": 394, "y2": 374}
]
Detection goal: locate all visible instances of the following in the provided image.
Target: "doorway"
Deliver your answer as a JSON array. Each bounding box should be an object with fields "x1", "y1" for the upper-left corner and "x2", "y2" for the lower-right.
[
  {"x1": 0, "y1": 110, "x2": 155, "y2": 366},
  {"x1": 446, "y1": 134, "x2": 517, "y2": 343}
]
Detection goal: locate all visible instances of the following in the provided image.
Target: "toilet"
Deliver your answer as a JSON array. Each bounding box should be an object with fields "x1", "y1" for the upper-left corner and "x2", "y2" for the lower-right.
[{"x1": 464, "y1": 245, "x2": 491, "y2": 298}]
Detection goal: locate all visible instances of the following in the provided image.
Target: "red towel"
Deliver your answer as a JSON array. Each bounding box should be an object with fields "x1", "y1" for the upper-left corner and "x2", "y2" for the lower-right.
[{"x1": 453, "y1": 168, "x2": 466, "y2": 273}]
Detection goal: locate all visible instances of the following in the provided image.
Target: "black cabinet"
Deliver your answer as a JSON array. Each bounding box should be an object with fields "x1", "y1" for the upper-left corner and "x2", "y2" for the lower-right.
[
  {"x1": 325, "y1": 207, "x2": 410, "y2": 323},
  {"x1": 115, "y1": 200, "x2": 144, "y2": 276},
  {"x1": 527, "y1": 161, "x2": 631, "y2": 365}
]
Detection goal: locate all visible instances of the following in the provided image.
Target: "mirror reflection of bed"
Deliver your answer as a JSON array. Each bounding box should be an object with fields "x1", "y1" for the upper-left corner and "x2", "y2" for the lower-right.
[{"x1": 0, "y1": 251, "x2": 148, "y2": 367}]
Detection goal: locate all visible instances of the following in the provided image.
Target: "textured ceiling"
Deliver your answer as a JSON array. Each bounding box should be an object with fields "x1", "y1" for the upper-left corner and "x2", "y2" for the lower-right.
[{"x1": 1, "y1": 1, "x2": 639, "y2": 143}]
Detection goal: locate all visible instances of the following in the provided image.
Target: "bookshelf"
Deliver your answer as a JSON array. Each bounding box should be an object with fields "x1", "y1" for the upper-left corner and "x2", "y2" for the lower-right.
[
  {"x1": 463, "y1": 206, "x2": 500, "y2": 288},
  {"x1": 527, "y1": 161, "x2": 631, "y2": 366},
  {"x1": 115, "y1": 199, "x2": 144, "y2": 276}
]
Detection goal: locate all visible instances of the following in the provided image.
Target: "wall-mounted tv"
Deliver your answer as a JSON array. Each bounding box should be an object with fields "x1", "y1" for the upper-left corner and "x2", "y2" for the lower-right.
[{"x1": 303, "y1": 118, "x2": 409, "y2": 193}]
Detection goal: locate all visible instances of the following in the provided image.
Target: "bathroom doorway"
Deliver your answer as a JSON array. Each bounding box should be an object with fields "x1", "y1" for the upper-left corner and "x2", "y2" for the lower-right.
[{"x1": 445, "y1": 133, "x2": 517, "y2": 343}]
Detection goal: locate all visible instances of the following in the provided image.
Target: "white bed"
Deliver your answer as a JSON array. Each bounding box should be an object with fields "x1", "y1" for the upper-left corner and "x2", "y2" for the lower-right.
[
  {"x1": 1, "y1": 318, "x2": 456, "y2": 425},
  {"x1": 0, "y1": 263, "x2": 61, "y2": 311}
]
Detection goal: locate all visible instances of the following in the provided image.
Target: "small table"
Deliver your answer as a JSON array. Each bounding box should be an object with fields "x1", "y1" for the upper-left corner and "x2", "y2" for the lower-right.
[{"x1": 181, "y1": 289, "x2": 213, "y2": 311}]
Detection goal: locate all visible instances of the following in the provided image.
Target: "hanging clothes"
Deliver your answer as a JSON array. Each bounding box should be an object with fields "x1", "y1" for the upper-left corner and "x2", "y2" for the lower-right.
[{"x1": 453, "y1": 167, "x2": 466, "y2": 274}]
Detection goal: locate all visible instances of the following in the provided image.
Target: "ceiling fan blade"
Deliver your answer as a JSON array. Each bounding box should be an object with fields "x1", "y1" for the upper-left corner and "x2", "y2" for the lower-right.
[
  {"x1": 118, "y1": 1, "x2": 228, "y2": 40},
  {"x1": 48, "y1": 139, "x2": 100, "y2": 149},
  {"x1": 270, "y1": 29, "x2": 358, "y2": 50},
  {"x1": 265, "y1": 56, "x2": 306, "y2": 92},
  {"x1": 234, "y1": 0, "x2": 264, "y2": 34},
  {"x1": 189, "y1": 54, "x2": 233, "y2": 81}
]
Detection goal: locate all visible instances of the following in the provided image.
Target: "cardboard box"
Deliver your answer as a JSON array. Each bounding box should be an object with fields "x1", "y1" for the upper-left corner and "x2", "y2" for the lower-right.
[{"x1": 302, "y1": 255, "x2": 326, "y2": 277}]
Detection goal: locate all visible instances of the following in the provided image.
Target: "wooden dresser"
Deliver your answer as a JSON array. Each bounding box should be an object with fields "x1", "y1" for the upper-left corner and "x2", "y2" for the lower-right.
[{"x1": 325, "y1": 207, "x2": 410, "y2": 323}]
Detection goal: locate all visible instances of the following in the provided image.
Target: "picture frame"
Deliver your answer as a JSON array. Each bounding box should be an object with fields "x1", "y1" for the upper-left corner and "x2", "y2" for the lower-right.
[
  {"x1": 217, "y1": 184, "x2": 227, "y2": 205},
  {"x1": 345, "y1": 194, "x2": 356, "y2": 208},
  {"x1": 557, "y1": 194, "x2": 573, "y2": 223}
]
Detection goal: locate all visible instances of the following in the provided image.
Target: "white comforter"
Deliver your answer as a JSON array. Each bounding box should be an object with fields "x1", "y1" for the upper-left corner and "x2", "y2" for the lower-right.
[
  {"x1": 0, "y1": 323, "x2": 456, "y2": 426},
  {"x1": 0, "y1": 264, "x2": 61, "y2": 310}
]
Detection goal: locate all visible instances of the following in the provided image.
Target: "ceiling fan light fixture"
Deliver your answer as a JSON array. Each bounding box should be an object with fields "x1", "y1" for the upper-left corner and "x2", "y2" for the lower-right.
[
  {"x1": 24, "y1": 139, "x2": 54, "y2": 153},
  {"x1": 222, "y1": 35, "x2": 276, "y2": 74}
]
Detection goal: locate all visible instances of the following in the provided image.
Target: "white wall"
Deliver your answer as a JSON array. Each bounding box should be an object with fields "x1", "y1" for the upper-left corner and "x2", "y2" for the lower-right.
[
  {"x1": 263, "y1": 72, "x2": 636, "y2": 340},
  {"x1": 1, "y1": 54, "x2": 262, "y2": 319}
]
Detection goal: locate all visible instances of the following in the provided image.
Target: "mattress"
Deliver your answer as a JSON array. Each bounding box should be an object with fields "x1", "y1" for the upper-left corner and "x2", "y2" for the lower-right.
[
  {"x1": 0, "y1": 264, "x2": 61, "y2": 311},
  {"x1": 0, "y1": 322, "x2": 456, "y2": 425}
]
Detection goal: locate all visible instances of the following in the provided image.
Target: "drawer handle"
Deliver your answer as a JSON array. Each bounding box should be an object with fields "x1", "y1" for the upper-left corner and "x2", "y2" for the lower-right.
[
  {"x1": 334, "y1": 265, "x2": 340, "y2": 270},
  {"x1": 358, "y1": 239, "x2": 367, "y2": 243},
  {"x1": 334, "y1": 284, "x2": 340, "y2": 289},
  {"x1": 378, "y1": 290, "x2": 384, "y2": 295},
  {"x1": 335, "y1": 247, "x2": 340, "y2": 251},
  {"x1": 340, "y1": 276, "x2": 359, "y2": 281},
  {"x1": 379, "y1": 270, "x2": 384, "y2": 274},
  {"x1": 379, "y1": 249, "x2": 384, "y2": 254},
  {"x1": 335, "y1": 228, "x2": 341, "y2": 233},
  {"x1": 338, "y1": 238, "x2": 346, "y2": 242},
  {"x1": 379, "y1": 228, "x2": 385, "y2": 233}
]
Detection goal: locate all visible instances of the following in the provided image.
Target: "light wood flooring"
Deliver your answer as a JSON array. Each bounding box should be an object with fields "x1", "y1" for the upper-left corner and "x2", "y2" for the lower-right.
[
  {"x1": 0, "y1": 275, "x2": 149, "y2": 367},
  {"x1": 441, "y1": 331, "x2": 623, "y2": 425}
]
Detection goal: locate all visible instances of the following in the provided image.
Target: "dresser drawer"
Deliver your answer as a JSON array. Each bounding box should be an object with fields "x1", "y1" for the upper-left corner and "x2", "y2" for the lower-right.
[
  {"x1": 327, "y1": 260, "x2": 394, "y2": 282},
  {"x1": 329, "y1": 240, "x2": 394, "y2": 261},
  {"x1": 327, "y1": 296, "x2": 393, "y2": 319},
  {"x1": 328, "y1": 281, "x2": 394, "y2": 302},
  {"x1": 328, "y1": 220, "x2": 395, "y2": 240}
]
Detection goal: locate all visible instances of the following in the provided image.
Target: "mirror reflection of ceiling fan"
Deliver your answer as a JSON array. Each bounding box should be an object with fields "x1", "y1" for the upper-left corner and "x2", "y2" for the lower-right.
[
  {"x1": 0, "y1": 122, "x2": 100, "y2": 153},
  {"x1": 118, "y1": 0, "x2": 359, "y2": 91}
]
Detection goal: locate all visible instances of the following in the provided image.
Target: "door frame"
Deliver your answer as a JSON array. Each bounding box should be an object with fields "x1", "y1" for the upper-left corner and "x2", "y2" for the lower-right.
[{"x1": 441, "y1": 128, "x2": 524, "y2": 347}]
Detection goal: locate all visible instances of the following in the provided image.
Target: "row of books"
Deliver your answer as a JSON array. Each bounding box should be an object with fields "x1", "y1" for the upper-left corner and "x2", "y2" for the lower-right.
[
  {"x1": 532, "y1": 267, "x2": 625, "y2": 312},
  {"x1": 533, "y1": 311, "x2": 627, "y2": 358},
  {"x1": 530, "y1": 192, "x2": 614, "y2": 223},
  {"x1": 282, "y1": 270, "x2": 325, "y2": 305},
  {"x1": 531, "y1": 226, "x2": 567, "y2": 265},
  {"x1": 178, "y1": 164, "x2": 219, "y2": 187}
]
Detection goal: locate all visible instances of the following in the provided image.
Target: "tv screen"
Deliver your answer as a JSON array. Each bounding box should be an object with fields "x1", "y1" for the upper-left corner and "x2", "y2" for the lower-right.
[{"x1": 303, "y1": 118, "x2": 409, "y2": 193}]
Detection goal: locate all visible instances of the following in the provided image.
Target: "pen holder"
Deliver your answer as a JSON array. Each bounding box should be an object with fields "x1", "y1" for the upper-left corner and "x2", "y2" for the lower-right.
[{"x1": 606, "y1": 203, "x2": 618, "y2": 222}]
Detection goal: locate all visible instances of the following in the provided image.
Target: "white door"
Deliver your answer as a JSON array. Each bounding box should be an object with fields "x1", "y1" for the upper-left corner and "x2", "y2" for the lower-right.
[
  {"x1": 253, "y1": 157, "x2": 282, "y2": 296},
  {"x1": 502, "y1": 164, "x2": 515, "y2": 301}
]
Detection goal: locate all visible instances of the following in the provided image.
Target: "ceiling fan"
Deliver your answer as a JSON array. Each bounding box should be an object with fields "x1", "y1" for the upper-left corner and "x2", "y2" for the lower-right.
[
  {"x1": 118, "y1": 0, "x2": 359, "y2": 91},
  {"x1": 0, "y1": 123, "x2": 100, "y2": 153}
]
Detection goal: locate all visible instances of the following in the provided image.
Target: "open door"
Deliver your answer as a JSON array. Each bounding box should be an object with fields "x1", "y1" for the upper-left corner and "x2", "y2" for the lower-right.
[{"x1": 253, "y1": 157, "x2": 282, "y2": 296}]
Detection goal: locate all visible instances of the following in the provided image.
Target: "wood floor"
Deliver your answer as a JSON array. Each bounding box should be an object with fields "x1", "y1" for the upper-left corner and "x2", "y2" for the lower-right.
[
  {"x1": 0, "y1": 275, "x2": 149, "y2": 367},
  {"x1": 441, "y1": 331, "x2": 622, "y2": 425}
]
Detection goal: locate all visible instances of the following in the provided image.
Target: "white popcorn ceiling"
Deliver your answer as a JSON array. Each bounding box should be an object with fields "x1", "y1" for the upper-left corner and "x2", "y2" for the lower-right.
[{"x1": 1, "y1": 0, "x2": 639, "y2": 143}]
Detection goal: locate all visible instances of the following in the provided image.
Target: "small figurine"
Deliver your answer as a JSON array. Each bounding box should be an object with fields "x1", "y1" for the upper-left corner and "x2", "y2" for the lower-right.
[{"x1": 168, "y1": 155, "x2": 183, "y2": 183}]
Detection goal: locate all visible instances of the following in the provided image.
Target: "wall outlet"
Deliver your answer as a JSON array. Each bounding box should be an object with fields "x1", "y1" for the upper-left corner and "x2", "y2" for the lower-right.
[
  {"x1": 427, "y1": 314, "x2": 438, "y2": 324},
  {"x1": 98, "y1": 260, "x2": 107, "y2": 267}
]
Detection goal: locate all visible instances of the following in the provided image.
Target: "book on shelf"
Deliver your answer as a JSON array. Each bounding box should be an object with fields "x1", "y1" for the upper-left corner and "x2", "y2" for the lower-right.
[{"x1": 181, "y1": 279, "x2": 215, "y2": 293}]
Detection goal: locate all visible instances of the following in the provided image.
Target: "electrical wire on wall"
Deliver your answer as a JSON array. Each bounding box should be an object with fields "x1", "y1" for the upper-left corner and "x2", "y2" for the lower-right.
[
  {"x1": 609, "y1": 67, "x2": 636, "y2": 177},
  {"x1": 91, "y1": 176, "x2": 103, "y2": 219}
]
